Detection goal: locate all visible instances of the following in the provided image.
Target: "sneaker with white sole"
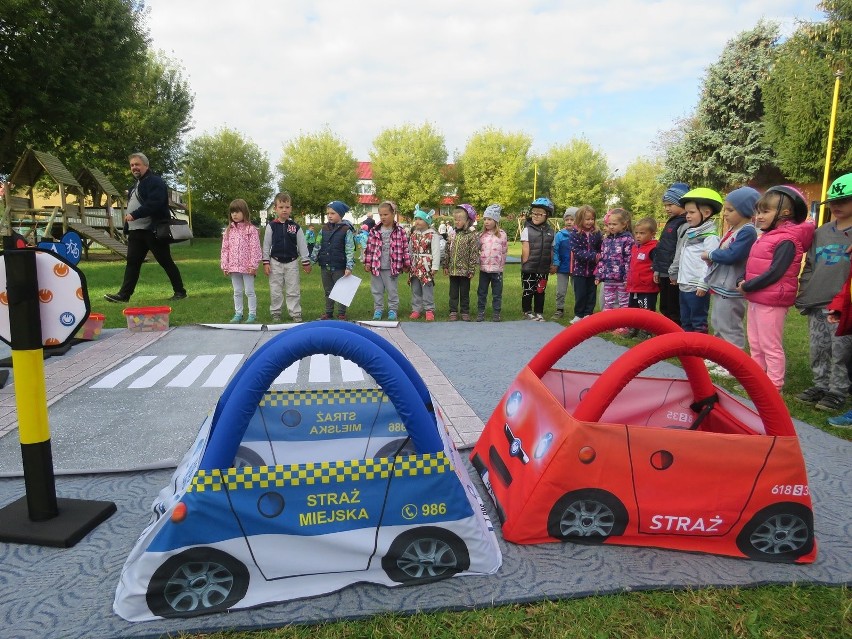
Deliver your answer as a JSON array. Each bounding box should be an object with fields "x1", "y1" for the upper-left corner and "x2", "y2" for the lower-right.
[
  {"x1": 570, "y1": 316, "x2": 583, "y2": 324},
  {"x1": 827, "y1": 409, "x2": 852, "y2": 427},
  {"x1": 524, "y1": 312, "x2": 537, "y2": 320}
]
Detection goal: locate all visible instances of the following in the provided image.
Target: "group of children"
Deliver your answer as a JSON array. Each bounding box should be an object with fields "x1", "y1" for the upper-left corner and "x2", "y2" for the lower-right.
[
  {"x1": 219, "y1": 194, "x2": 510, "y2": 325},
  {"x1": 219, "y1": 176, "x2": 852, "y2": 427}
]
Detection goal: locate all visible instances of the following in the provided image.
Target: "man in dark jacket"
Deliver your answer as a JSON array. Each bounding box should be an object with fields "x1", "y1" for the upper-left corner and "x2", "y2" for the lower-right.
[{"x1": 105, "y1": 153, "x2": 187, "y2": 303}]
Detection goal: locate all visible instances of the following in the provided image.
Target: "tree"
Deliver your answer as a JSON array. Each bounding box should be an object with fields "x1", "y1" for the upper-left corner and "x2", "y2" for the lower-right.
[
  {"x1": 183, "y1": 128, "x2": 273, "y2": 220},
  {"x1": 661, "y1": 21, "x2": 779, "y2": 189},
  {"x1": 613, "y1": 157, "x2": 667, "y2": 221},
  {"x1": 369, "y1": 123, "x2": 447, "y2": 215},
  {"x1": 457, "y1": 128, "x2": 532, "y2": 213},
  {"x1": 277, "y1": 128, "x2": 357, "y2": 219},
  {"x1": 542, "y1": 138, "x2": 611, "y2": 213},
  {"x1": 65, "y1": 51, "x2": 194, "y2": 189},
  {"x1": 0, "y1": 0, "x2": 148, "y2": 173},
  {"x1": 763, "y1": 1, "x2": 852, "y2": 181}
]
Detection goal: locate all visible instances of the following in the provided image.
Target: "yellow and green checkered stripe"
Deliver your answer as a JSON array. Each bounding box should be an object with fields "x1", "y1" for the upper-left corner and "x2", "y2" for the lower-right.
[
  {"x1": 188, "y1": 451, "x2": 454, "y2": 492},
  {"x1": 259, "y1": 388, "x2": 386, "y2": 407}
]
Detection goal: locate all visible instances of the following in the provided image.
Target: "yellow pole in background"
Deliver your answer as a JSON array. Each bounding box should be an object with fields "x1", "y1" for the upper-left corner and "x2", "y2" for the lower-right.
[
  {"x1": 533, "y1": 163, "x2": 538, "y2": 200},
  {"x1": 818, "y1": 70, "x2": 843, "y2": 227},
  {"x1": 186, "y1": 168, "x2": 193, "y2": 231}
]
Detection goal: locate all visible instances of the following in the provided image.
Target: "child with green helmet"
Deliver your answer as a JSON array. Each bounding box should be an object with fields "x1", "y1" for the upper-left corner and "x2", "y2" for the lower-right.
[
  {"x1": 668, "y1": 188, "x2": 722, "y2": 333},
  {"x1": 794, "y1": 174, "x2": 852, "y2": 411}
]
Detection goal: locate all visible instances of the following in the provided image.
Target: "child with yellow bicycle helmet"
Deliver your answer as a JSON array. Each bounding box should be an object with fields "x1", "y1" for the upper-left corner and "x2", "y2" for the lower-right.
[{"x1": 668, "y1": 187, "x2": 722, "y2": 333}]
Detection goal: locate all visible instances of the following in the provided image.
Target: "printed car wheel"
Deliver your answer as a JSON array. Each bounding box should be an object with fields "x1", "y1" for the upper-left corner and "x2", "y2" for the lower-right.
[
  {"x1": 382, "y1": 526, "x2": 470, "y2": 584},
  {"x1": 146, "y1": 548, "x2": 250, "y2": 618},
  {"x1": 375, "y1": 437, "x2": 417, "y2": 458},
  {"x1": 231, "y1": 446, "x2": 265, "y2": 469},
  {"x1": 547, "y1": 489, "x2": 628, "y2": 543},
  {"x1": 735, "y1": 503, "x2": 814, "y2": 562}
]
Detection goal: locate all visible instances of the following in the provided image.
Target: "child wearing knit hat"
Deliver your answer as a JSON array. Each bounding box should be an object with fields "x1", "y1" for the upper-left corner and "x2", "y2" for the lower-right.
[
  {"x1": 408, "y1": 205, "x2": 441, "y2": 321},
  {"x1": 552, "y1": 207, "x2": 579, "y2": 319},
  {"x1": 476, "y1": 204, "x2": 508, "y2": 321},
  {"x1": 702, "y1": 187, "x2": 759, "y2": 352},
  {"x1": 442, "y1": 204, "x2": 480, "y2": 321},
  {"x1": 653, "y1": 182, "x2": 690, "y2": 326},
  {"x1": 311, "y1": 200, "x2": 355, "y2": 320}
]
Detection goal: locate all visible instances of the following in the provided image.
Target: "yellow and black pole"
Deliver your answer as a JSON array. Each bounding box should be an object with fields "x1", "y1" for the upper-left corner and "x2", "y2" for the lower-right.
[
  {"x1": 0, "y1": 240, "x2": 115, "y2": 547},
  {"x1": 7, "y1": 247, "x2": 57, "y2": 519},
  {"x1": 818, "y1": 70, "x2": 843, "y2": 227}
]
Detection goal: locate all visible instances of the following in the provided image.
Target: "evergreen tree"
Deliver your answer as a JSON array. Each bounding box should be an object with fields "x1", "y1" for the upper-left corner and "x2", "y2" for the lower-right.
[
  {"x1": 662, "y1": 21, "x2": 779, "y2": 189},
  {"x1": 763, "y1": 1, "x2": 852, "y2": 182}
]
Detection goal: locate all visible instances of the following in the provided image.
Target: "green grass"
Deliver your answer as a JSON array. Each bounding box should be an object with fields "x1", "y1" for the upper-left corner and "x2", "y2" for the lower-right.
[
  {"x1": 182, "y1": 585, "x2": 849, "y2": 639},
  {"x1": 77, "y1": 240, "x2": 850, "y2": 639}
]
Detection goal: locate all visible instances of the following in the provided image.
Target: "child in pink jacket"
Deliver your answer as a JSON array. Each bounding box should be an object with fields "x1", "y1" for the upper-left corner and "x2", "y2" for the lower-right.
[
  {"x1": 221, "y1": 198, "x2": 262, "y2": 323},
  {"x1": 477, "y1": 203, "x2": 508, "y2": 321}
]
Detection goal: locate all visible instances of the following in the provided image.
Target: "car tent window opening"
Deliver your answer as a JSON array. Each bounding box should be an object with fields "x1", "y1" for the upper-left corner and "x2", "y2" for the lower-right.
[
  {"x1": 527, "y1": 310, "x2": 790, "y2": 438},
  {"x1": 202, "y1": 323, "x2": 443, "y2": 471}
]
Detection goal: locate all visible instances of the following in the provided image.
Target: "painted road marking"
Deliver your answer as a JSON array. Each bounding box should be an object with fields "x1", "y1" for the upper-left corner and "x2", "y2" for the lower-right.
[
  {"x1": 308, "y1": 354, "x2": 331, "y2": 382},
  {"x1": 340, "y1": 358, "x2": 365, "y2": 382},
  {"x1": 202, "y1": 354, "x2": 244, "y2": 387},
  {"x1": 90, "y1": 354, "x2": 373, "y2": 389},
  {"x1": 128, "y1": 355, "x2": 187, "y2": 389},
  {"x1": 91, "y1": 356, "x2": 157, "y2": 388},
  {"x1": 166, "y1": 355, "x2": 217, "y2": 387},
  {"x1": 272, "y1": 361, "x2": 300, "y2": 385}
]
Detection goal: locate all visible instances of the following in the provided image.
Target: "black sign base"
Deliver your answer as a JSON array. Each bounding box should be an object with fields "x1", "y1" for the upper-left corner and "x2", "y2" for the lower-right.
[{"x1": 0, "y1": 496, "x2": 116, "y2": 547}]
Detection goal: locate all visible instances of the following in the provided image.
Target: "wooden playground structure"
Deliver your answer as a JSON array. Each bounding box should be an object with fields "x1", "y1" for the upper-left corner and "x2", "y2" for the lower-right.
[{"x1": 1, "y1": 148, "x2": 129, "y2": 259}]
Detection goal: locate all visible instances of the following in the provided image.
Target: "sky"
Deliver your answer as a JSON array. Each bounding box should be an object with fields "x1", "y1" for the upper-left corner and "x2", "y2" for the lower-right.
[{"x1": 143, "y1": 0, "x2": 823, "y2": 175}]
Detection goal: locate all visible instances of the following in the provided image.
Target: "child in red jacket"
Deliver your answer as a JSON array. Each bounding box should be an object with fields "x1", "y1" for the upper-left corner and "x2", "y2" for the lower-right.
[
  {"x1": 625, "y1": 217, "x2": 659, "y2": 336},
  {"x1": 826, "y1": 269, "x2": 852, "y2": 427}
]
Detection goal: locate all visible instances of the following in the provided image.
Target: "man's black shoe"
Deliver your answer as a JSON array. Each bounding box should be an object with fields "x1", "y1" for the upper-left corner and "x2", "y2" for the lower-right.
[
  {"x1": 169, "y1": 291, "x2": 187, "y2": 301},
  {"x1": 104, "y1": 293, "x2": 129, "y2": 303}
]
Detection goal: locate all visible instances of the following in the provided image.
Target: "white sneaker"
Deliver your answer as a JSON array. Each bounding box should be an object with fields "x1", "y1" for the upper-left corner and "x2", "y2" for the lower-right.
[
  {"x1": 535, "y1": 313, "x2": 545, "y2": 322},
  {"x1": 524, "y1": 312, "x2": 537, "y2": 320},
  {"x1": 570, "y1": 316, "x2": 583, "y2": 324}
]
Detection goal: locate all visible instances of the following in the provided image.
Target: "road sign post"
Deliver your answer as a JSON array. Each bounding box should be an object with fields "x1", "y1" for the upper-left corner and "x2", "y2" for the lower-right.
[{"x1": 0, "y1": 244, "x2": 115, "y2": 547}]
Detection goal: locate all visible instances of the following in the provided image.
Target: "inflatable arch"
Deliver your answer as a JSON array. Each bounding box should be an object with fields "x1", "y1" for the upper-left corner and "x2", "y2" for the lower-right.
[
  {"x1": 115, "y1": 322, "x2": 501, "y2": 621},
  {"x1": 203, "y1": 321, "x2": 440, "y2": 470},
  {"x1": 471, "y1": 308, "x2": 815, "y2": 563}
]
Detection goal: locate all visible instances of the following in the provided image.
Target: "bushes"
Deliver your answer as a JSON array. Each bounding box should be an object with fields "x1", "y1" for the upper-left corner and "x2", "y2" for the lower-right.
[{"x1": 190, "y1": 210, "x2": 225, "y2": 238}]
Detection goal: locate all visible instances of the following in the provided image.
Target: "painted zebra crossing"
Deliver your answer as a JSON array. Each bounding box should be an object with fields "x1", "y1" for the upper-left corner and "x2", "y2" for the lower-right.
[{"x1": 90, "y1": 353, "x2": 369, "y2": 389}]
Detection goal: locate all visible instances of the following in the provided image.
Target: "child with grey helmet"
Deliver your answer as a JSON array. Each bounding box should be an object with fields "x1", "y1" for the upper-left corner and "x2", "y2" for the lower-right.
[{"x1": 739, "y1": 186, "x2": 814, "y2": 392}]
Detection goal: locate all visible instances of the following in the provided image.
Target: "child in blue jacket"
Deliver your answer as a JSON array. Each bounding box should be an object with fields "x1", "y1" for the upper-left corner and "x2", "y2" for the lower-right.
[{"x1": 552, "y1": 207, "x2": 577, "y2": 319}]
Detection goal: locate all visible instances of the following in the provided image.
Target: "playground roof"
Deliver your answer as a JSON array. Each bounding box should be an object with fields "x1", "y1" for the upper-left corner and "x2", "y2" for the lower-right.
[
  {"x1": 8, "y1": 148, "x2": 82, "y2": 191},
  {"x1": 76, "y1": 166, "x2": 122, "y2": 199}
]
